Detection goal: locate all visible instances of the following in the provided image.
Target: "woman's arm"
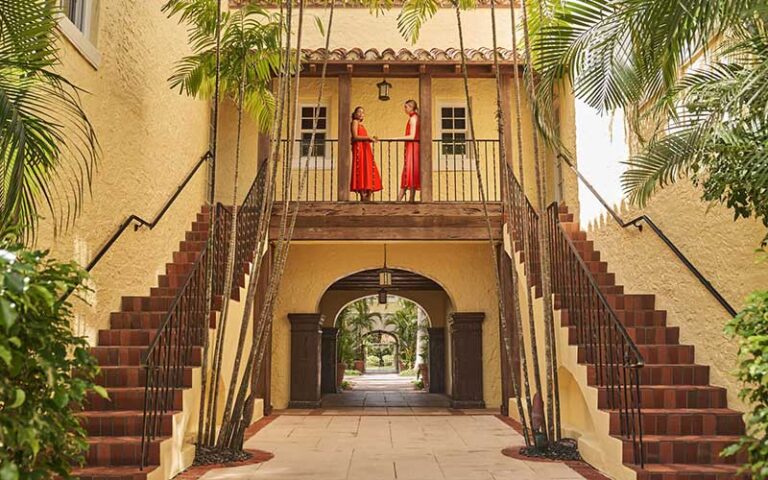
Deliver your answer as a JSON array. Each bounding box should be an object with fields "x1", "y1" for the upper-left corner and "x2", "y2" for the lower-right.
[{"x1": 351, "y1": 120, "x2": 376, "y2": 141}]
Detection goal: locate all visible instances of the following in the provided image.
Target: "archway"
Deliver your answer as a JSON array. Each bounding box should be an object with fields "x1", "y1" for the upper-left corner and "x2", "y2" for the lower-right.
[{"x1": 316, "y1": 268, "x2": 452, "y2": 408}]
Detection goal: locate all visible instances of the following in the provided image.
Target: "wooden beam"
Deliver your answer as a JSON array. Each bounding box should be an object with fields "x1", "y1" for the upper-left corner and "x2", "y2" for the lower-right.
[
  {"x1": 419, "y1": 73, "x2": 433, "y2": 202},
  {"x1": 337, "y1": 74, "x2": 351, "y2": 201}
]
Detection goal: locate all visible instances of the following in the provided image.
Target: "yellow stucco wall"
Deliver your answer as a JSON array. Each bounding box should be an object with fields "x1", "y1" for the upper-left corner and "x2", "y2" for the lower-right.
[
  {"x1": 42, "y1": 3, "x2": 210, "y2": 341},
  {"x1": 270, "y1": 241, "x2": 501, "y2": 409},
  {"x1": 587, "y1": 180, "x2": 768, "y2": 411}
]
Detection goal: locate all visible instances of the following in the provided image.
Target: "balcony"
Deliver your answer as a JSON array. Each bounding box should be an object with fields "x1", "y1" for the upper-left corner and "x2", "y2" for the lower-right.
[{"x1": 269, "y1": 138, "x2": 503, "y2": 241}]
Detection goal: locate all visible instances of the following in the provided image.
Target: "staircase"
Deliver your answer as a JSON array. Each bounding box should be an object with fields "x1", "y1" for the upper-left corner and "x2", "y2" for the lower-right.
[
  {"x1": 554, "y1": 205, "x2": 748, "y2": 480},
  {"x1": 72, "y1": 206, "x2": 245, "y2": 480}
]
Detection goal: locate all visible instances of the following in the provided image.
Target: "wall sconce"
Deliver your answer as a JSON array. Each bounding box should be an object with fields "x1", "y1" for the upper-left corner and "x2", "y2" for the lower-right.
[{"x1": 377, "y1": 78, "x2": 392, "y2": 101}]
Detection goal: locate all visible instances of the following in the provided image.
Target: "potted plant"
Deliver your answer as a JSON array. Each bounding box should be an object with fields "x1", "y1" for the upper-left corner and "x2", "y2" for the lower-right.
[{"x1": 419, "y1": 363, "x2": 430, "y2": 390}]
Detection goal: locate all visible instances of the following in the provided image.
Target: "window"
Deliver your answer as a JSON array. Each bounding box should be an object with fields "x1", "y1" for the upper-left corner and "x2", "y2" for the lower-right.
[
  {"x1": 58, "y1": 0, "x2": 100, "y2": 68},
  {"x1": 62, "y1": 0, "x2": 91, "y2": 36},
  {"x1": 440, "y1": 105, "x2": 467, "y2": 156},
  {"x1": 299, "y1": 106, "x2": 327, "y2": 158}
]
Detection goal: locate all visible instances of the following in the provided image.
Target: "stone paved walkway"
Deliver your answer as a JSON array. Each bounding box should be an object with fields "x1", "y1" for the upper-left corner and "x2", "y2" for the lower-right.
[
  {"x1": 198, "y1": 414, "x2": 590, "y2": 480},
  {"x1": 322, "y1": 373, "x2": 451, "y2": 409}
]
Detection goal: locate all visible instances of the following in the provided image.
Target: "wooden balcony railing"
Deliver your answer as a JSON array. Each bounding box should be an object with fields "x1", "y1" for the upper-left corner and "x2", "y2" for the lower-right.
[{"x1": 275, "y1": 139, "x2": 501, "y2": 203}]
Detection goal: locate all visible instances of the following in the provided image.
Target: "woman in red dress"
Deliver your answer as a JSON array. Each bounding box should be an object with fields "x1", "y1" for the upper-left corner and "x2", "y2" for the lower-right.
[
  {"x1": 350, "y1": 106, "x2": 382, "y2": 202},
  {"x1": 397, "y1": 100, "x2": 420, "y2": 202}
]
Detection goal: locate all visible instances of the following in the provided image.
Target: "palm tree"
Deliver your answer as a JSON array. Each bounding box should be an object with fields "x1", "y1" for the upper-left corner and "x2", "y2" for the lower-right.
[
  {"x1": 163, "y1": 0, "x2": 282, "y2": 450},
  {"x1": 529, "y1": 0, "x2": 768, "y2": 239},
  {"x1": 340, "y1": 299, "x2": 381, "y2": 362},
  {"x1": 0, "y1": 1, "x2": 99, "y2": 241},
  {"x1": 384, "y1": 300, "x2": 420, "y2": 369}
]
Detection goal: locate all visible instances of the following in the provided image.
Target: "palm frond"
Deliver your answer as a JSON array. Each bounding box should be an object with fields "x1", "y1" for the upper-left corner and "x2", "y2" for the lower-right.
[{"x1": 397, "y1": 0, "x2": 439, "y2": 45}]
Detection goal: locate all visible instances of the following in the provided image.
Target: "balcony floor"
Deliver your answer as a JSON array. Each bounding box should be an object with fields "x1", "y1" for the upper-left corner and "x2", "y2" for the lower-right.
[{"x1": 270, "y1": 201, "x2": 503, "y2": 241}]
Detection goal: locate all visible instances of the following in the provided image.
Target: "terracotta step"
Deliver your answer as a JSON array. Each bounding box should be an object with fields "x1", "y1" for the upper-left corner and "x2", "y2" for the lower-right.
[
  {"x1": 98, "y1": 328, "x2": 206, "y2": 347},
  {"x1": 578, "y1": 344, "x2": 694, "y2": 365},
  {"x1": 630, "y1": 463, "x2": 749, "y2": 480},
  {"x1": 587, "y1": 364, "x2": 711, "y2": 386},
  {"x1": 71, "y1": 465, "x2": 157, "y2": 480},
  {"x1": 179, "y1": 239, "x2": 207, "y2": 252},
  {"x1": 85, "y1": 436, "x2": 161, "y2": 466},
  {"x1": 94, "y1": 366, "x2": 193, "y2": 388},
  {"x1": 609, "y1": 409, "x2": 744, "y2": 436},
  {"x1": 121, "y1": 296, "x2": 177, "y2": 313},
  {"x1": 86, "y1": 387, "x2": 183, "y2": 411},
  {"x1": 601, "y1": 285, "x2": 625, "y2": 295},
  {"x1": 568, "y1": 326, "x2": 680, "y2": 346},
  {"x1": 605, "y1": 294, "x2": 656, "y2": 311},
  {"x1": 597, "y1": 385, "x2": 728, "y2": 409},
  {"x1": 79, "y1": 410, "x2": 174, "y2": 436},
  {"x1": 191, "y1": 220, "x2": 210, "y2": 232},
  {"x1": 165, "y1": 262, "x2": 194, "y2": 277},
  {"x1": 110, "y1": 312, "x2": 168, "y2": 330},
  {"x1": 185, "y1": 230, "x2": 208, "y2": 242},
  {"x1": 172, "y1": 250, "x2": 201, "y2": 264},
  {"x1": 624, "y1": 435, "x2": 745, "y2": 465},
  {"x1": 90, "y1": 346, "x2": 202, "y2": 367}
]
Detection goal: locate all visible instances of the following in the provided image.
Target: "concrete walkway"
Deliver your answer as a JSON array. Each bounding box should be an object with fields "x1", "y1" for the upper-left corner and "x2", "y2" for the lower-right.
[{"x1": 198, "y1": 414, "x2": 590, "y2": 480}]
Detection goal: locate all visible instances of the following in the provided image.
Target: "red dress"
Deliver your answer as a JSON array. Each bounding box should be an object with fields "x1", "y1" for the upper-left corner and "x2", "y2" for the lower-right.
[
  {"x1": 401, "y1": 113, "x2": 420, "y2": 190},
  {"x1": 350, "y1": 123, "x2": 382, "y2": 193}
]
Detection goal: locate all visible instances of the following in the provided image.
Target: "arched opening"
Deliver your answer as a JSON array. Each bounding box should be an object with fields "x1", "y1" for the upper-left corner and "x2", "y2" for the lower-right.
[{"x1": 317, "y1": 268, "x2": 452, "y2": 409}]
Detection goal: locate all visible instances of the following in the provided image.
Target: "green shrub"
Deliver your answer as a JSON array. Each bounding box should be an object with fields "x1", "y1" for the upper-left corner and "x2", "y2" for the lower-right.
[
  {"x1": 381, "y1": 354, "x2": 393, "y2": 365},
  {"x1": 0, "y1": 245, "x2": 104, "y2": 479},
  {"x1": 344, "y1": 369, "x2": 361, "y2": 376},
  {"x1": 723, "y1": 291, "x2": 768, "y2": 478},
  {"x1": 412, "y1": 380, "x2": 424, "y2": 390},
  {"x1": 399, "y1": 368, "x2": 416, "y2": 377},
  {"x1": 341, "y1": 380, "x2": 352, "y2": 390},
  {"x1": 366, "y1": 355, "x2": 379, "y2": 365}
]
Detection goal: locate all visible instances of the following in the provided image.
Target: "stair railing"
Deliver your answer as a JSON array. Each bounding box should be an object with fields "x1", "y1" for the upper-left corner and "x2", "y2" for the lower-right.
[
  {"x1": 558, "y1": 154, "x2": 736, "y2": 317},
  {"x1": 504, "y1": 166, "x2": 542, "y2": 293},
  {"x1": 545, "y1": 203, "x2": 645, "y2": 467},
  {"x1": 139, "y1": 161, "x2": 269, "y2": 469}
]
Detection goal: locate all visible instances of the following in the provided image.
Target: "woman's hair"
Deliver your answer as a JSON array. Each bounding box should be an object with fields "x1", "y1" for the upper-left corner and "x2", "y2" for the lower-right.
[
  {"x1": 405, "y1": 99, "x2": 418, "y2": 113},
  {"x1": 351, "y1": 106, "x2": 364, "y2": 120}
]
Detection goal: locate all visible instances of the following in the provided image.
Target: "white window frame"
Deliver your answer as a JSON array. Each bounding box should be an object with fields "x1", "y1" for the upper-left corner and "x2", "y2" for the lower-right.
[
  {"x1": 57, "y1": 0, "x2": 100, "y2": 69},
  {"x1": 291, "y1": 103, "x2": 333, "y2": 170},
  {"x1": 435, "y1": 101, "x2": 475, "y2": 171}
]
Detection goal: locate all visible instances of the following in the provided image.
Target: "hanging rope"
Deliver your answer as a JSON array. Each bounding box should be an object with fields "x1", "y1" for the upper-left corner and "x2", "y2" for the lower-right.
[
  {"x1": 197, "y1": 0, "x2": 224, "y2": 448},
  {"x1": 508, "y1": 0, "x2": 543, "y2": 443},
  {"x1": 520, "y1": 0, "x2": 561, "y2": 440},
  {"x1": 488, "y1": 0, "x2": 532, "y2": 446}
]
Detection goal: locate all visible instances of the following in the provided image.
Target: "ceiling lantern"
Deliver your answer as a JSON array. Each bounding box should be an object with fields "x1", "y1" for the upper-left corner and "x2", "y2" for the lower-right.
[
  {"x1": 377, "y1": 78, "x2": 392, "y2": 101},
  {"x1": 378, "y1": 244, "x2": 392, "y2": 304}
]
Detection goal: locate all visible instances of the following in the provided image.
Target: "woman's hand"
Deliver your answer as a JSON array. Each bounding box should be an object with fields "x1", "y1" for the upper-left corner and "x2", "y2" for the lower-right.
[{"x1": 372, "y1": 136, "x2": 379, "y2": 143}]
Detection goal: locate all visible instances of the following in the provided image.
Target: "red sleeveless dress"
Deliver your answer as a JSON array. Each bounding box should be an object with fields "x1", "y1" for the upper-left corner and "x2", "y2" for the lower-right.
[
  {"x1": 401, "y1": 113, "x2": 420, "y2": 190},
  {"x1": 350, "y1": 123, "x2": 382, "y2": 193}
]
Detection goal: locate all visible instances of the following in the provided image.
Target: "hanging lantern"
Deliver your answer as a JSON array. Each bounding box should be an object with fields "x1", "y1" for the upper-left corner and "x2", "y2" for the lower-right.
[
  {"x1": 379, "y1": 244, "x2": 392, "y2": 287},
  {"x1": 378, "y1": 288, "x2": 388, "y2": 305},
  {"x1": 377, "y1": 79, "x2": 392, "y2": 101}
]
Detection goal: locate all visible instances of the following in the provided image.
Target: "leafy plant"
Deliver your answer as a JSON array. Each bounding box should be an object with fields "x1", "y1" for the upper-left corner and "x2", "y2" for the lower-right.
[
  {"x1": 384, "y1": 299, "x2": 420, "y2": 369},
  {"x1": 413, "y1": 379, "x2": 424, "y2": 390},
  {"x1": 0, "y1": 243, "x2": 103, "y2": 479},
  {"x1": 723, "y1": 290, "x2": 768, "y2": 478},
  {"x1": 529, "y1": 0, "x2": 768, "y2": 240},
  {"x1": 338, "y1": 298, "x2": 381, "y2": 361},
  {"x1": 0, "y1": 1, "x2": 99, "y2": 241}
]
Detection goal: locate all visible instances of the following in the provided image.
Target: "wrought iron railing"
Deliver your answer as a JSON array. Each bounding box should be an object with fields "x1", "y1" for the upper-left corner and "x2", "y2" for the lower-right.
[
  {"x1": 544, "y1": 203, "x2": 644, "y2": 466},
  {"x1": 274, "y1": 138, "x2": 502, "y2": 202},
  {"x1": 140, "y1": 161, "x2": 269, "y2": 468},
  {"x1": 503, "y1": 166, "x2": 542, "y2": 293}
]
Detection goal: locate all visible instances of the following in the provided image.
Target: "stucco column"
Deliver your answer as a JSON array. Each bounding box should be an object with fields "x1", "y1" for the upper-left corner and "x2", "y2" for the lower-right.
[
  {"x1": 450, "y1": 312, "x2": 485, "y2": 408},
  {"x1": 288, "y1": 313, "x2": 323, "y2": 408},
  {"x1": 428, "y1": 327, "x2": 446, "y2": 394},
  {"x1": 321, "y1": 327, "x2": 340, "y2": 394}
]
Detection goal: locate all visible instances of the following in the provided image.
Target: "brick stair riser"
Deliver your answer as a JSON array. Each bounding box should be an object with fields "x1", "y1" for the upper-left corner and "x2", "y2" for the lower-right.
[
  {"x1": 634, "y1": 469, "x2": 750, "y2": 480},
  {"x1": 98, "y1": 329, "x2": 207, "y2": 347},
  {"x1": 597, "y1": 387, "x2": 728, "y2": 409},
  {"x1": 567, "y1": 326, "x2": 680, "y2": 345},
  {"x1": 110, "y1": 312, "x2": 216, "y2": 330},
  {"x1": 559, "y1": 309, "x2": 668, "y2": 328},
  {"x1": 609, "y1": 412, "x2": 744, "y2": 436},
  {"x1": 577, "y1": 345, "x2": 695, "y2": 365},
  {"x1": 587, "y1": 365, "x2": 711, "y2": 386},
  {"x1": 90, "y1": 346, "x2": 202, "y2": 367},
  {"x1": 94, "y1": 367, "x2": 193, "y2": 388},
  {"x1": 80, "y1": 413, "x2": 173, "y2": 437},
  {"x1": 623, "y1": 440, "x2": 747, "y2": 465},
  {"x1": 86, "y1": 440, "x2": 161, "y2": 467},
  {"x1": 86, "y1": 389, "x2": 183, "y2": 411}
]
